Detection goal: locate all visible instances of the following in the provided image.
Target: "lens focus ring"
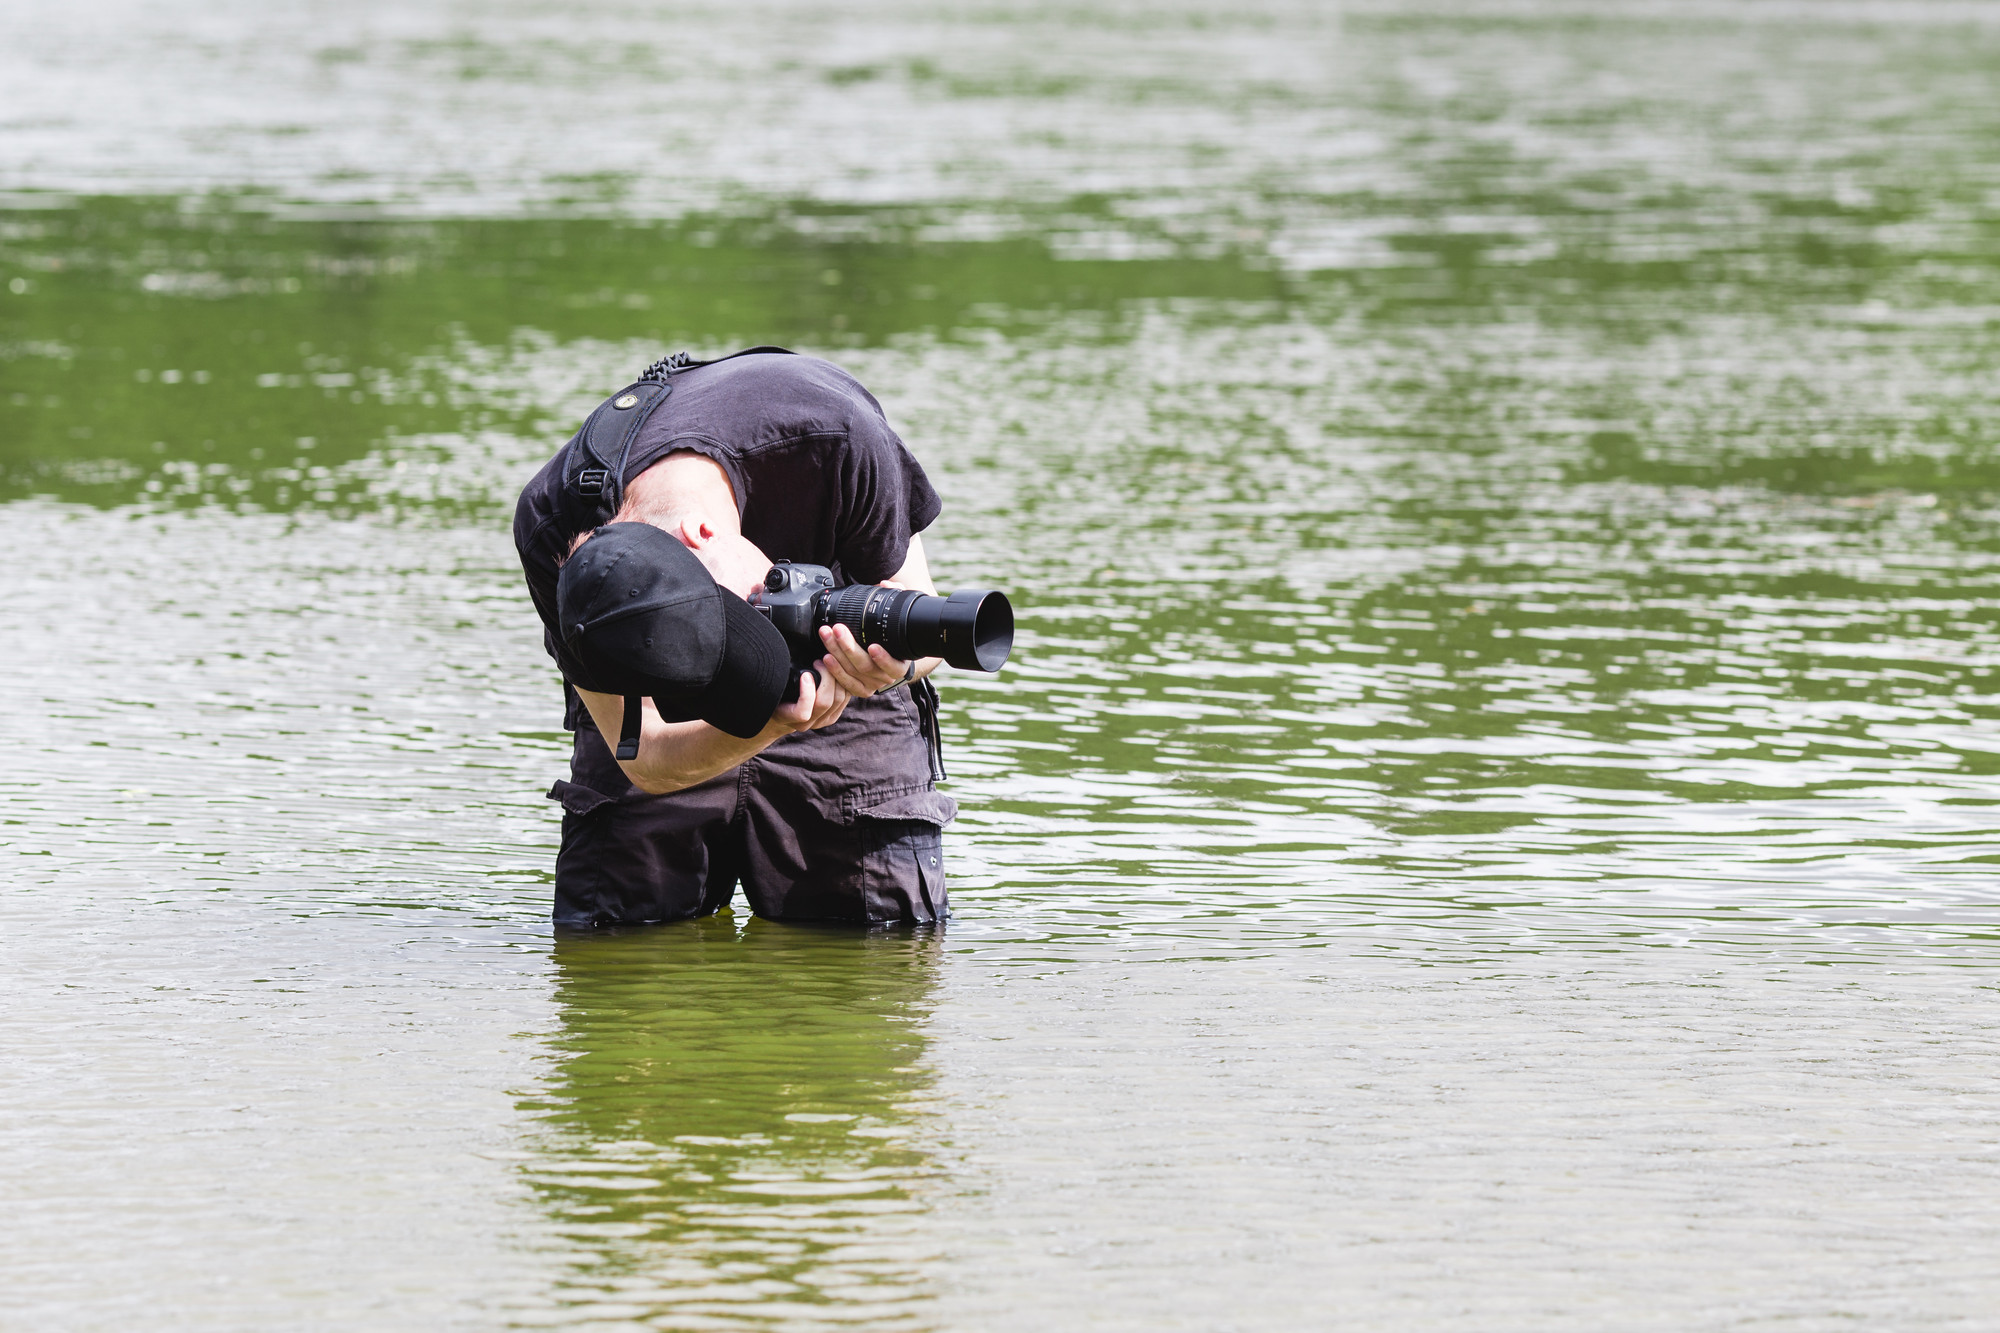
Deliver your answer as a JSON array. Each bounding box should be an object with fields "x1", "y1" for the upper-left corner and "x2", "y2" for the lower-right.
[{"x1": 822, "y1": 584, "x2": 911, "y2": 658}]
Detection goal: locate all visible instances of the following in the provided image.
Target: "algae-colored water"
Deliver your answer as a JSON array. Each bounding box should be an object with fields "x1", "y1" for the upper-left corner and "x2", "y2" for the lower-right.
[{"x1": 7, "y1": 2, "x2": 2000, "y2": 1328}]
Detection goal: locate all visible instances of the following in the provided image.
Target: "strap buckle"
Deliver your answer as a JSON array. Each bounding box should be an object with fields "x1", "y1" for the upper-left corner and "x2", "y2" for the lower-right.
[
  {"x1": 617, "y1": 694, "x2": 643, "y2": 761},
  {"x1": 575, "y1": 468, "x2": 609, "y2": 497}
]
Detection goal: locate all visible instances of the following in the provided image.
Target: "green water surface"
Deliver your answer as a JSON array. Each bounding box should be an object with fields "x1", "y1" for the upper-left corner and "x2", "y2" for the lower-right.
[{"x1": 8, "y1": 3, "x2": 2000, "y2": 1329}]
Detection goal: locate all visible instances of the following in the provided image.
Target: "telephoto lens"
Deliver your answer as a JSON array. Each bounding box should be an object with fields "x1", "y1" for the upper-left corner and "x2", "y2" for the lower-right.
[
  {"x1": 753, "y1": 562, "x2": 1015, "y2": 673},
  {"x1": 819, "y1": 584, "x2": 1013, "y2": 672}
]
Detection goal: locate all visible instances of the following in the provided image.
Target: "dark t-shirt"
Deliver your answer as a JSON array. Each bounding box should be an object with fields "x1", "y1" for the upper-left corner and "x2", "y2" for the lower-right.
[{"x1": 513, "y1": 351, "x2": 942, "y2": 692}]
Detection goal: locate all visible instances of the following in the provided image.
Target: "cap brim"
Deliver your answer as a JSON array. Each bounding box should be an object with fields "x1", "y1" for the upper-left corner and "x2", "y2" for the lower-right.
[{"x1": 689, "y1": 593, "x2": 796, "y2": 739}]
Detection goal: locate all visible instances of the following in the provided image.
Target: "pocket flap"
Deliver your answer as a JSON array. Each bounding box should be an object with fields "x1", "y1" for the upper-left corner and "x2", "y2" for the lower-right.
[
  {"x1": 843, "y1": 784, "x2": 958, "y2": 826},
  {"x1": 548, "y1": 779, "x2": 617, "y2": 818}
]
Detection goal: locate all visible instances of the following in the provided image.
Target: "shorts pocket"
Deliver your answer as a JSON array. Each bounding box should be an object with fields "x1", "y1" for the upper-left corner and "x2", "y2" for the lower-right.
[
  {"x1": 845, "y1": 785, "x2": 954, "y2": 924},
  {"x1": 545, "y1": 778, "x2": 719, "y2": 927},
  {"x1": 842, "y1": 784, "x2": 957, "y2": 827},
  {"x1": 549, "y1": 778, "x2": 617, "y2": 819}
]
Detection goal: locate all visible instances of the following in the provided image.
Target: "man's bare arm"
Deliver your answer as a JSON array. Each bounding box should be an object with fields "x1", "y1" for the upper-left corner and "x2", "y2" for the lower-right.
[
  {"x1": 575, "y1": 670, "x2": 850, "y2": 796},
  {"x1": 576, "y1": 535, "x2": 937, "y2": 787}
]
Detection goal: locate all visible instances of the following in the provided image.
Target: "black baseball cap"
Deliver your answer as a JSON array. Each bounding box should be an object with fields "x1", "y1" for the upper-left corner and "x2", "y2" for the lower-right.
[{"x1": 557, "y1": 523, "x2": 793, "y2": 739}]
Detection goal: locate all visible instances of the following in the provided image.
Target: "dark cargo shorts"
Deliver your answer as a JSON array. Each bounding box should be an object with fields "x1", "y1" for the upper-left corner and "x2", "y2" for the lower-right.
[{"x1": 547, "y1": 687, "x2": 954, "y2": 928}]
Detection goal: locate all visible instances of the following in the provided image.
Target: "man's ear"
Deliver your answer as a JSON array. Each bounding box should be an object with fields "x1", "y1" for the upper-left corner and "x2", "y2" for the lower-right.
[{"x1": 675, "y1": 514, "x2": 711, "y2": 548}]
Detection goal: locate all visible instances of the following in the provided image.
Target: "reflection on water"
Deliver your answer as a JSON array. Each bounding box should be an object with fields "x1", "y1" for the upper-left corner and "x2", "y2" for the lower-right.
[{"x1": 518, "y1": 918, "x2": 942, "y2": 1329}]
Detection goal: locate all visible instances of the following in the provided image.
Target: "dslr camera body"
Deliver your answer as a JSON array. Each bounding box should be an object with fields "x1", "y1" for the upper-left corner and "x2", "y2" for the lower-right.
[{"x1": 751, "y1": 562, "x2": 1014, "y2": 673}]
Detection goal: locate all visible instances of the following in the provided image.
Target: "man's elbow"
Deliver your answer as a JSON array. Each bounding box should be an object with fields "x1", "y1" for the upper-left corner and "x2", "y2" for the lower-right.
[{"x1": 625, "y1": 766, "x2": 693, "y2": 797}]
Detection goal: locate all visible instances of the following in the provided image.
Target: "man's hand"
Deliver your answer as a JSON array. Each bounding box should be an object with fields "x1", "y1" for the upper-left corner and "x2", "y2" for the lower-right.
[
  {"x1": 811, "y1": 539, "x2": 946, "y2": 697},
  {"x1": 816, "y1": 624, "x2": 919, "y2": 697},
  {"x1": 762, "y1": 667, "x2": 853, "y2": 737}
]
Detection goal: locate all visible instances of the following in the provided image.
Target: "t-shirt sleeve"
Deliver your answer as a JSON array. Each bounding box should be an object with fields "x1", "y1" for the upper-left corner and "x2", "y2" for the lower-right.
[
  {"x1": 513, "y1": 460, "x2": 593, "y2": 684},
  {"x1": 833, "y1": 414, "x2": 943, "y2": 584}
]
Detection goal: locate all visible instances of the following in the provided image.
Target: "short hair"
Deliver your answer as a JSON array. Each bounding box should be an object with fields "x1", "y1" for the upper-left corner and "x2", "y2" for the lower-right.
[
  {"x1": 612, "y1": 487, "x2": 704, "y2": 534},
  {"x1": 613, "y1": 450, "x2": 736, "y2": 534}
]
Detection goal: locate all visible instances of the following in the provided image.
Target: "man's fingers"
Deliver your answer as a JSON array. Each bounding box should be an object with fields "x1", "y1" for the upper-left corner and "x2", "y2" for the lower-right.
[
  {"x1": 808, "y1": 675, "x2": 851, "y2": 728},
  {"x1": 819, "y1": 654, "x2": 869, "y2": 698},
  {"x1": 822, "y1": 625, "x2": 907, "y2": 686},
  {"x1": 820, "y1": 624, "x2": 875, "y2": 676},
  {"x1": 817, "y1": 624, "x2": 911, "y2": 693},
  {"x1": 855, "y1": 637, "x2": 911, "y2": 681},
  {"x1": 776, "y1": 665, "x2": 846, "y2": 732},
  {"x1": 773, "y1": 672, "x2": 817, "y2": 727}
]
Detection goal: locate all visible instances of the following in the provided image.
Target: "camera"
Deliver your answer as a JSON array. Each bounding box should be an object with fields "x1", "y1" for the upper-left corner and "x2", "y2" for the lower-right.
[{"x1": 751, "y1": 562, "x2": 1014, "y2": 673}]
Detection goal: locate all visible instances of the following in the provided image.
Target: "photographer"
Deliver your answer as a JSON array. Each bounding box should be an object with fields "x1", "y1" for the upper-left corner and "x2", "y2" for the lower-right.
[{"x1": 514, "y1": 349, "x2": 954, "y2": 928}]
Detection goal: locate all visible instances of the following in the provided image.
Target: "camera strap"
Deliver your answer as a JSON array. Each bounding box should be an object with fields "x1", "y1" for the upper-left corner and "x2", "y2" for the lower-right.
[
  {"x1": 913, "y1": 678, "x2": 946, "y2": 783},
  {"x1": 616, "y1": 694, "x2": 643, "y2": 761}
]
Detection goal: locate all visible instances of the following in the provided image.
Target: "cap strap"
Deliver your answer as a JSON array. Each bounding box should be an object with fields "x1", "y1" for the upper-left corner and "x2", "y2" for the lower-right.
[{"x1": 616, "y1": 694, "x2": 644, "y2": 761}]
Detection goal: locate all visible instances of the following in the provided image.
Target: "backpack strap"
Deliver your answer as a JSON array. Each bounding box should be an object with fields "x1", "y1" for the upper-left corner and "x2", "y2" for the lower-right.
[
  {"x1": 561, "y1": 347, "x2": 797, "y2": 529},
  {"x1": 636, "y1": 345, "x2": 794, "y2": 384},
  {"x1": 561, "y1": 378, "x2": 673, "y2": 524}
]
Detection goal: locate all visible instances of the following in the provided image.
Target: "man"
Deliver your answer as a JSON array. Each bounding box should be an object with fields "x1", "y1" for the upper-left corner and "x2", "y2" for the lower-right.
[{"x1": 514, "y1": 348, "x2": 954, "y2": 928}]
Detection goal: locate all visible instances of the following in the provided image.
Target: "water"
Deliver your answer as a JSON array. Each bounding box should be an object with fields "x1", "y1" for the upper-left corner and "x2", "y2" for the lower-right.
[{"x1": 6, "y1": 1, "x2": 2000, "y2": 1327}]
